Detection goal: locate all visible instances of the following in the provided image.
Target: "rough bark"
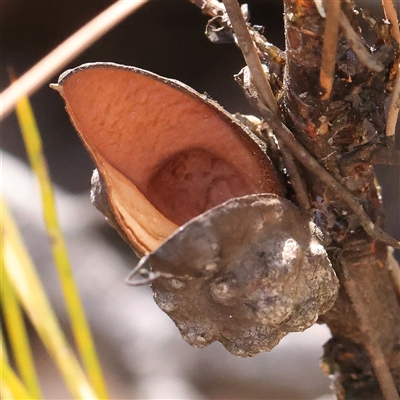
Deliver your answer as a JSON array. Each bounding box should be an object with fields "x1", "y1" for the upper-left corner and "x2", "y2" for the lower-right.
[{"x1": 281, "y1": 0, "x2": 400, "y2": 398}]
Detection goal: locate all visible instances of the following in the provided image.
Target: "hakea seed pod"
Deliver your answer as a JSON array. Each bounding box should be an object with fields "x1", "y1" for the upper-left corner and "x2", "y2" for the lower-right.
[
  {"x1": 54, "y1": 63, "x2": 338, "y2": 356},
  {"x1": 128, "y1": 194, "x2": 338, "y2": 357},
  {"x1": 53, "y1": 62, "x2": 283, "y2": 254}
]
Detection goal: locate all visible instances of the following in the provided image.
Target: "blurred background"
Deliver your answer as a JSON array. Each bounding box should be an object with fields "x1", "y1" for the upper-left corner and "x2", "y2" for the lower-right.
[{"x1": 1, "y1": 0, "x2": 398, "y2": 399}]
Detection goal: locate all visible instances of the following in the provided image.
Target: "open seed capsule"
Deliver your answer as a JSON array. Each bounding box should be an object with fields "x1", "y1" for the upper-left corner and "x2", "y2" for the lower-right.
[{"x1": 53, "y1": 62, "x2": 283, "y2": 254}]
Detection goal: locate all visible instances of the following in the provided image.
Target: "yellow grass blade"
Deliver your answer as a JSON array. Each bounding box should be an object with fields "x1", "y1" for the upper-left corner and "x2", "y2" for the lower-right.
[
  {"x1": 0, "y1": 380, "x2": 15, "y2": 400},
  {"x1": 0, "y1": 328, "x2": 14, "y2": 399},
  {"x1": 14, "y1": 88, "x2": 108, "y2": 398},
  {"x1": 2, "y1": 199, "x2": 98, "y2": 399},
  {"x1": 0, "y1": 260, "x2": 42, "y2": 399},
  {"x1": 1, "y1": 359, "x2": 34, "y2": 400},
  {"x1": 0, "y1": 324, "x2": 9, "y2": 363}
]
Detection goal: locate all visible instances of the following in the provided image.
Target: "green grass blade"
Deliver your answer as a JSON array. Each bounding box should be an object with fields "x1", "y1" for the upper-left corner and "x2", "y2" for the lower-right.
[
  {"x1": 14, "y1": 87, "x2": 108, "y2": 399},
  {"x1": 2, "y1": 199, "x2": 98, "y2": 399},
  {"x1": 0, "y1": 260, "x2": 42, "y2": 399}
]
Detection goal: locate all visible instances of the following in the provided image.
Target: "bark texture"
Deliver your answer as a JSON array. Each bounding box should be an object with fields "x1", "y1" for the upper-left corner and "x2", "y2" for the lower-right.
[{"x1": 281, "y1": 0, "x2": 400, "y2": 398}]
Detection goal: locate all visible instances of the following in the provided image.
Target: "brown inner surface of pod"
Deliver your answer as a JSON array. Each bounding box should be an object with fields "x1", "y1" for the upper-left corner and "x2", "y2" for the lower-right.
[
  {"x1": 60, "y1": 66, "x2": 282, "y2": 229},
  {"x1": 147, "y1": 147, "x2": 254, "y2": 225}
]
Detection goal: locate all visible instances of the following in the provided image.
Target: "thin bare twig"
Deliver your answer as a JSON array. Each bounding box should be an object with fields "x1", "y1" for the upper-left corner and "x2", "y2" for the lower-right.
[
  {"x1": 382, "y1": 0, "x2": 400, "y2": 45},
  {"x1": 339, "y1": 10, "x2": 384, "y2": 72},
  {"x1": 222, "y1": 0, "x2": 278, "y2": 114},
  {"x1": 320, "y1": 0, "x2": 341, "y2": 100},
  {"x1": 278, "y1": 145, "x2": 311, "y2": 213},
  {"x1": 342, "y1": 262, "x2": 400, "y2": 400},
  {"x1": 0, "y1": 0, "x2": 148, "y2": 121},
  {"x1": 386, "y1": 64, "x2": 400, "y2": 137},
  {"x1": 223, "y1": 0, "x2": 308, "y2": 212}
]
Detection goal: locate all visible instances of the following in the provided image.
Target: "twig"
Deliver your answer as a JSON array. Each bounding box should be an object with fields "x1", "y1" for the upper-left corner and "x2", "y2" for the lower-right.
[
  {"x1": 0, "y1": 0, "x2": 148, "y2": 121},
  {"x1": 278, "y1": 145, "x2": 311, "y2": 213},
  {"x1": 320, "y1": 0, "x2": 341, "y2": 100},
  {"x1": 339, "y1": 10, "x2": 384, "y2": 72},
  {"x1": 381, "y1": 0, "x2": 400, "y2": 45},
  {"x1": 342, "y1": 261, "x2": 400, "y2": 400},
  {"x1": 222, "y1": 0, "x2": 278, "y2": 114},
  {"x1": 386, "y1": 64, "x2": 400, "y2": 137}
]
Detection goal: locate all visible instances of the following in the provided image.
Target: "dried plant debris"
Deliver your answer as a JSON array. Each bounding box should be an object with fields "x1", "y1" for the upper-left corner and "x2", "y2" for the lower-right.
[{"x1": 128, "y1": 194, "x2": 338, "y2": 357}]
